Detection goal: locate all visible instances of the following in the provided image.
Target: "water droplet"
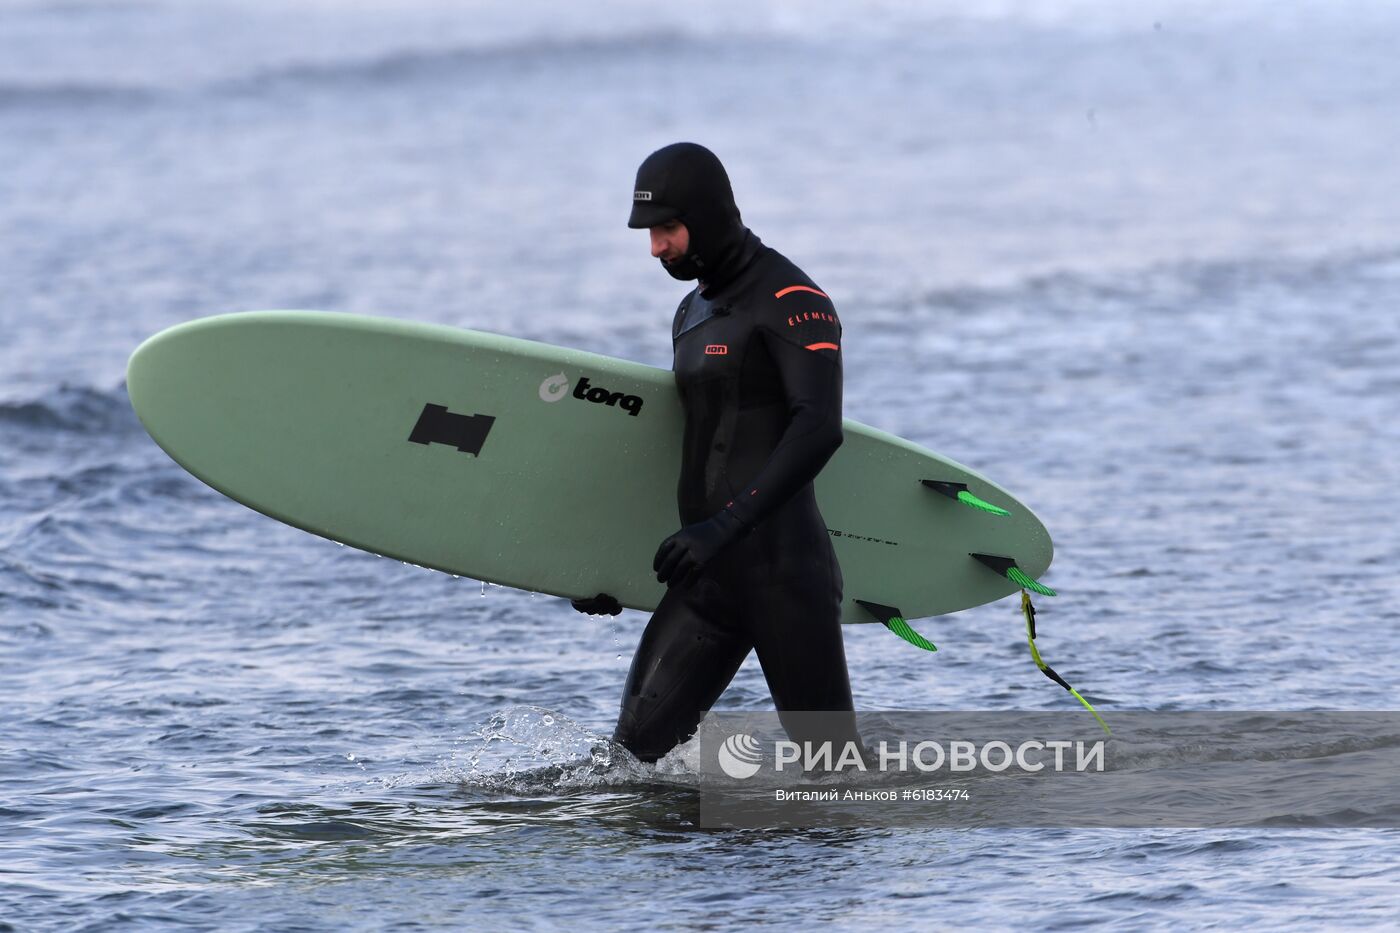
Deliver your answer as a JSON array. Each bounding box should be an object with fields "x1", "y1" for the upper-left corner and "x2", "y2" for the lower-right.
[{"x1": 542, "y1": 715, "x2": 554, "y2": 725}]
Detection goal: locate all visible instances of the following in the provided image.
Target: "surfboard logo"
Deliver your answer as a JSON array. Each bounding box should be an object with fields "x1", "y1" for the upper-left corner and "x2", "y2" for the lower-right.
[
  {"x1": 571, "y1": 375, "x2": 643, "y2": 417},
  {"x1": 407, "y1": 403, "x2": 495, "y2": 456},
  {"x1": 540, "y1": 373, "x2": 644, "y2": 416},
  {"x1": 539, "y1": 372, "x2": 571, "y2": 402}
]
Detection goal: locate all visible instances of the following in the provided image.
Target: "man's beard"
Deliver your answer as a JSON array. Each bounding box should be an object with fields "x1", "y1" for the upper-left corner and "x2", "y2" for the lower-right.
[{"x1": 661, "y1": 252, "x2": 704, "y2": 281}]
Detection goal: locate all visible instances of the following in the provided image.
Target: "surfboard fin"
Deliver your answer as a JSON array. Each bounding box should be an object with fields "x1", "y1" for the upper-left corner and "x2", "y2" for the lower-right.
[
  {"x1": 970, "y1": 552, "x2": 1056, "y2": 596},
  {"x1": 856, "y1": 599, "x2": 937, "y2": 652},
  {"x1": 921, "y1": 480, "x2": 1010, "y2": 516}
]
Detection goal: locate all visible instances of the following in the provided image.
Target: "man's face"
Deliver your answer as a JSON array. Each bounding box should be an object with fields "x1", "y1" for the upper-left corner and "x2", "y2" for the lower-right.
[{"x1": 649, "y1": 219, "x2": 690, "y2": 266}]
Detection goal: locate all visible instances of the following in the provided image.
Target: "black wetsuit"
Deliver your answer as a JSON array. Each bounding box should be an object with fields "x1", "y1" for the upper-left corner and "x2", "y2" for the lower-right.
[{"x1": 611, "y1": 231, "x2": 857, "y2": 762}]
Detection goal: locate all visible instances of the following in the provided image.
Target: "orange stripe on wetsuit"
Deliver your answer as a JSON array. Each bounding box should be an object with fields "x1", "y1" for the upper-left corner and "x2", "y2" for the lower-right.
[{"x1": 774, "y1": 285, "x2": 830, "y2": 300}]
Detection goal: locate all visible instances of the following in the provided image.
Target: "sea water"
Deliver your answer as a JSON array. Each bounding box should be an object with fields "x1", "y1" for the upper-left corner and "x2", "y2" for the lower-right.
[{"x1": 3, "y1": 0, "x2": 1400, "y2": 928}]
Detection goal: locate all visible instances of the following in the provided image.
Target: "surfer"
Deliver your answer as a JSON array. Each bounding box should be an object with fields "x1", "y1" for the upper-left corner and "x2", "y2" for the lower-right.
[{"x1": 573, "y1": 142, "x2": 862, "y2": 764}]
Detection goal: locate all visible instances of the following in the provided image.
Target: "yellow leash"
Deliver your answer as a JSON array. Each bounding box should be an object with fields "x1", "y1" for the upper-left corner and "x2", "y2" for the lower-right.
[{"x1": 1021, "y1": 590, "x2": 1110, "y2": 735}]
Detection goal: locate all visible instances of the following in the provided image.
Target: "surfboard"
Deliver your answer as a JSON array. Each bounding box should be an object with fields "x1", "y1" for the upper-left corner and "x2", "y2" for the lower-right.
[{"x1": 125, "y1": 310, "x2": 1053, "y2": 627}]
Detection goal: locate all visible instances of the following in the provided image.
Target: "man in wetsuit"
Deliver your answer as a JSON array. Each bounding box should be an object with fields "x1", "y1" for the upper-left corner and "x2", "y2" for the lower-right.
[{"x1": 572, "y1": 142, "x2": 858, "y2": 764}]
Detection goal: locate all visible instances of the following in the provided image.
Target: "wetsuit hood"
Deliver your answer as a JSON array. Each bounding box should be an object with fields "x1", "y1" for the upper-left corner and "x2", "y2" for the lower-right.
[{"x1": 628, "y1": 142, "x2": 754, "y2": 286}]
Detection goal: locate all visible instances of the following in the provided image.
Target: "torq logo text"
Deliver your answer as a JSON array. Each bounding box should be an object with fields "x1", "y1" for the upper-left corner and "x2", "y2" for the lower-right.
[{"x1": 539, "y1": 372, "x2": 644, "y2": 417}]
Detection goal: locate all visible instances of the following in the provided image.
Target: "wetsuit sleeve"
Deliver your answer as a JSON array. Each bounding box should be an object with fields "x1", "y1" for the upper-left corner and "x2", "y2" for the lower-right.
[{"x1": 723, "y1": 290, "x2": 844, "y2": 529}]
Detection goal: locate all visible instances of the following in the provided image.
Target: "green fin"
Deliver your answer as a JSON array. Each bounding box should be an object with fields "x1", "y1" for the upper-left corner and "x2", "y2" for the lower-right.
[
  {"x1": 922, "y1": 479, "x2": 1010, "y2": 517},
  {"x1": 971, "y1": 553, "x2": 1057, "y2": 597},
  {"x1": 855, "y1": 599, "x2": 938, "y2": 652},
  {"x1": 1007, "y1": 566, "x2": 1057, "y2": 597},
  {"x1": 955, "y1": 489, "x2": 1010, "y2": 516},
  {"x1": 885, "y1": 616, "x2": 938, "y2": 652}
]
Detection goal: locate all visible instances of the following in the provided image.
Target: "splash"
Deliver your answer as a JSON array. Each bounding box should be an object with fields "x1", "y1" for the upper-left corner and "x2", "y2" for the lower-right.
[{"x1": 431, "y1": 706, "x2": 697, "y2": 792}]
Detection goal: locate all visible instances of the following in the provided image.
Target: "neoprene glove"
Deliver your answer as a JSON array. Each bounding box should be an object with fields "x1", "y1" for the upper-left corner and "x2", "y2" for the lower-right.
[
  {"x1": 571, "y1": 592, "x2": 622, "y2": 616},
  {"x1": 653, "y1": 508, "x2": 748, "y2": 591}
]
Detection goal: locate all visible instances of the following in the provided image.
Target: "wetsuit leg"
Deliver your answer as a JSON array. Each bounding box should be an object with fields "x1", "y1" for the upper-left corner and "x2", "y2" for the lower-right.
[
  {"x1": 744, "y1": 529, "x2": 864, "y2": 757},
  {"x1": 748, "y1": 579, "x2": 854, "y2": 711},
  {"x1": 612, "y1": 573, "x2": 751, "y2": 763}
]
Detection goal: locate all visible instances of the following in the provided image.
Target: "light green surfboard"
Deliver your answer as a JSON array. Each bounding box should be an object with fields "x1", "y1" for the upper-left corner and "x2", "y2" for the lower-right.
[{"x1": 126, "y1": 310, "x2": 1053, "y2": 627}]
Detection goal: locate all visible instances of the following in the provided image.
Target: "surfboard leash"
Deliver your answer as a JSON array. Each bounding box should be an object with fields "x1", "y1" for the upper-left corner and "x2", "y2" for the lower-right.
[
  {"x1": 858, "y1": 493, "x2": 1109, "y2": 733},
  {"x1": 1019, "y1": 589, "x2": 1110, "y2": 735},
  {"x1": 970, "y1": 553, "x2": 1108, "y2": 734}
]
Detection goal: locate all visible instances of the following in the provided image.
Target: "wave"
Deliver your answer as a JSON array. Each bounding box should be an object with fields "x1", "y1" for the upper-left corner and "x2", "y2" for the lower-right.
[
  {"x1": 220, "y1": 29, "x2": 702, "y2": 96},
  {"x1": 0, "y1": 383, "x2": 140, "y2": 434},
  {"x1": 0, "y1": 82, "x2": 158, "y2": 110},
  {"x1": 888, "y1": 246, "x2": 1400, "y2": 320},
  {"x1": 0, "y1": 29, "x2": 707, "y2": 111}
]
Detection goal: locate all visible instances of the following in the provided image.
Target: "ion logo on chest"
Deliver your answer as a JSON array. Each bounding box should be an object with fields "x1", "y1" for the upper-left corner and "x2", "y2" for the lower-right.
[{"x1": 705, "y1": 344, "x2": 728, "y2": 355}]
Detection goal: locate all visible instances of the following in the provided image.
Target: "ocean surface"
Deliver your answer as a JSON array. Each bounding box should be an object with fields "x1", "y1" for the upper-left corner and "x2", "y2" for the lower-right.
[{"x1": 4, "y1": 0, "x2": 1400, "y2": 928}]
